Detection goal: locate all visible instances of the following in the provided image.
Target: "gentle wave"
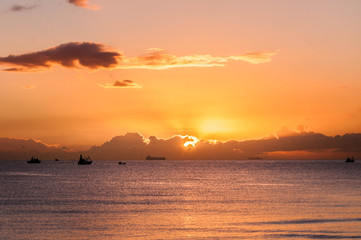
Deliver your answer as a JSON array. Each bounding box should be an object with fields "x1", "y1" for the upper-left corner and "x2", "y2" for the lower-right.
[
  {"x1": 1, "y1": 171, "x2": 52, "y2": 177},
  {"x1": 1, "y1": 160, "x2": 361, "y2": 239},
  {"x1": 249, "y1": 218, "x2": 361, "y2": 225},
  {"x1": 268, "y1": 233, "x2": 361, "y2": 239},
  {"x1": 242, "y1": 183, "x2": 296, "y2": 186}
]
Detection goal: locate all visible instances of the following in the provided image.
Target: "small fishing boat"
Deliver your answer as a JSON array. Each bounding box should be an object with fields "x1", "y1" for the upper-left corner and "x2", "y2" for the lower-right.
[
  {"x1": 146, "y1": 155, "x2": 166, "y2": 160},
  {"x1": 345, "y1": 157, "x2": 355, "y2": 163},
  {"x1": 27, "y1": 157, "x2": 41, "y2": 164},
  {"x1": 78, "y1": 154, "x2": 92, "y2": 165},
  {"x1": 118, "y1": 161, "x2": 126, "y2": 165}
]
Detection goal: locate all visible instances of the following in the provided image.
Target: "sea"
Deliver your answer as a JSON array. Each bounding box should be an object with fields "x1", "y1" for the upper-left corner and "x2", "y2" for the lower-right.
[{"x1": 1, "y1": 160, "x2": 361, "y2": 240}]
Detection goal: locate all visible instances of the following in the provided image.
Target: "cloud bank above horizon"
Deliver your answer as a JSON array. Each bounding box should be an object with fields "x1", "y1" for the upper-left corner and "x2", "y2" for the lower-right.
[
  {"x1": 0, "y1": 42, "x2": 276, "y2": 72},
  {"x1": 1, "y1": 129, "x2": 361, "y2": 161}
]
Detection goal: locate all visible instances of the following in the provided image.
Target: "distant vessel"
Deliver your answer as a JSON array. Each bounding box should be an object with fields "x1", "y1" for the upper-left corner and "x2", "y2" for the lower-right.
[
  {"x1": 27, "y1": 157, "x2": 41, "y2": 164},
  {"x1": 54, "y1": 158, "x2": 59, "y2": 161},
  {"x1": 248, "y1": 157, "x2": 263, "y2": 160},
  {"x1": 118, "y1": 161, "x2": 126, "y2": 165},
  {"x1": 345, "y1": 157, "x2": 355, "y2": 163},
  {"x1": 78, "y1": 154, "x2": 92, "y2": 165},
  {"x1": 146, "y1": 155, "x2": 166, "y2": 160}
]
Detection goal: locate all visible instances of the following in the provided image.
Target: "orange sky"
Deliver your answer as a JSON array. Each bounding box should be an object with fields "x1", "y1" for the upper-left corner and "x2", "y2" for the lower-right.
[{"x1": 0, "y1": 0, "x2": 361, "y2": 150}]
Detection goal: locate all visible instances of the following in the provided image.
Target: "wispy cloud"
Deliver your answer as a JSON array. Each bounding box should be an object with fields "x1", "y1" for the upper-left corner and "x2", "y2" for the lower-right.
[
  {"x1": 0, "y1": 42, "x2": 122, "y2": 71},
  {"x1": 9, "y1": 4, "x2": 37, "y2": 12},
  {"x1": 228, "y1": 52, "x2": 276, "y2": 64},
  {"x1": 99, "y1": 80, "x2": 142, "y2": 89},
  {"x1": 22, "y1": 85, "x2": 36, "y2": 90},
  {"x1": 121, "y1": 49, "x2": 226, "y2": 70},
  {"x1": 120, "y1": 49, "x2": 277, "y2": 70},
  {"x1": 68, "y1": 0, "x2": 100, "y2": 10},
  {"x1": 0, "y1": 43, "x2": 276, "y2": 72}
]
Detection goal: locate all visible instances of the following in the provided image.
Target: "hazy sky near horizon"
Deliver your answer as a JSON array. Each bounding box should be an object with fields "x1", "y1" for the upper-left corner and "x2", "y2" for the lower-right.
[{"x1": 1, "y1": 0, "x2": 361, "y2": 147}]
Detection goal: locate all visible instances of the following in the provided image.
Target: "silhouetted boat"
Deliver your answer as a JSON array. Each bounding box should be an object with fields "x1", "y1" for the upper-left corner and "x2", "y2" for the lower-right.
[
  {"x1": 78, "y1": 154, "x2": 92, "y2": 165},
  {"x1": 54, "y1": 158, "x2": 59, "y2": 161},
  {"x1": 27, "y1": 157, "x2": 41, "y2": 164},
  {"x1": 146, "y1": 155, "x2": 166, "y2": 160},
  {"x1": 345, "y1": 157, "x2": 355, "y2": 163},
  {"x1": 248, "y1": 157, "x2": 263, "y2": 160},
  {"x1": 118, "y1": 161, "x2": 126, "y2": 165}
]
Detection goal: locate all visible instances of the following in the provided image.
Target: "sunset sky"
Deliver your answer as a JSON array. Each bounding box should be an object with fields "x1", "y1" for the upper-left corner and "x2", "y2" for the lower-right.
[{"x1": 1, "y1": 0, "x2": 361, "y2": 153}]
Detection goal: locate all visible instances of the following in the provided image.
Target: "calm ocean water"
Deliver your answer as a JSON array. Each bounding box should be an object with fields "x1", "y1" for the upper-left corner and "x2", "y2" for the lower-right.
[{"x1": 1, "y1": 160, "x2": 361, "y2": 240}]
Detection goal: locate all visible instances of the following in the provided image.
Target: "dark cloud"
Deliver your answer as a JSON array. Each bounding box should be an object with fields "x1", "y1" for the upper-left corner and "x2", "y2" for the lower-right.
[
  {"x1": 9, "y1": 4, "x2": 37, "y2": 12},
  {"x1": 99, "y1": 80, "x2": 142, "y2": 88},
  {"x1": 87, "y1": 131, "x2": 361, "y2": 160},
  {"x1": 0, "y1": 42, "x2": 122, "y2": 71},
  {"x1": 0, "y1": 138, "x2": 74, "y2": 161},
  {"x1": 2, "y1": 130, "x2": 361, "y2": 160},
  {"x1": 88, "y1": 133, "x2": 191, "y2": 160},
  {"x1": 2, "y1": 68, "x2": 24, "y2": 72},
  {"x1": 68, "y1": 0, "x2": 99, "y2": 10},
  {"x1": 114, "y1": 80, "x2": 133, "y2": 86}
]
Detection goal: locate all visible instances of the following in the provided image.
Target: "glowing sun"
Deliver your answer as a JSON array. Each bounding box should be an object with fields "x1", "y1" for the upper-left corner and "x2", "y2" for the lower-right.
[{"x1": 181, "y1": 135, "x2": 199, "y2": 147}]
